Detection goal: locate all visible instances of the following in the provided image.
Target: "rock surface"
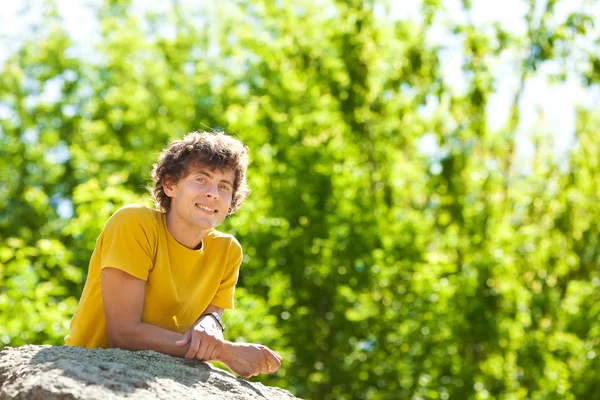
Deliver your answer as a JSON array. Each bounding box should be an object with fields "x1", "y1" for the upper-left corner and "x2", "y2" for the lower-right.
[{"x1": 0, "y1": 345, "x2": 299, "y2": 399}]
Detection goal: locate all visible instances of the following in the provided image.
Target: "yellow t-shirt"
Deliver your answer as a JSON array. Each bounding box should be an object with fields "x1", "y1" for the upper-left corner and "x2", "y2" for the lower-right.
[{"x1": 65, "y1": 204, "x2": 242, "y2": 348}]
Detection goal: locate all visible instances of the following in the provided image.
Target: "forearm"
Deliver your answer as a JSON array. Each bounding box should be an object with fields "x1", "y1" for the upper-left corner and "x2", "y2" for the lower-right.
[
  {"x1": 110, "y1": 322, "x2": 190, "y2": 358},
  {"x1": 112, "y1": 316, "x2": 227, "y2": 360},
  {"x1": 110, "y1": 303, "x2": 227, "y2": 359}
]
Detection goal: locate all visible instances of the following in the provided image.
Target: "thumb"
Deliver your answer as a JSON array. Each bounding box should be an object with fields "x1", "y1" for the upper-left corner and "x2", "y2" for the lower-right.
[{"x1": 175, "y1": 329, "x2": 191, "y2": 346}]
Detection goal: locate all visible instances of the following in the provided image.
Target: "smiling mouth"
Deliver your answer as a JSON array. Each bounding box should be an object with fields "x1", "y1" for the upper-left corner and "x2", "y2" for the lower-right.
[{"x1": 196, "y1": 204, "x2": 217, "y2": 213}]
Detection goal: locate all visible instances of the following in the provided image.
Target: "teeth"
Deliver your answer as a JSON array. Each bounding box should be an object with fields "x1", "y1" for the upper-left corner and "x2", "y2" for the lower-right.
[{"x1": 196, "y1": 204, "x2": 215, "y2": 213}]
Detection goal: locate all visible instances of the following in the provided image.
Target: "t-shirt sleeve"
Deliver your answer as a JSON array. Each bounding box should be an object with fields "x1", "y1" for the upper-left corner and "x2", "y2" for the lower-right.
[
  {"x1": 211, "y1": 238, "x2": 242, "y2": 309},
  {"x1": 98, "y1": 206, "x2": 156, "y2": 281}
]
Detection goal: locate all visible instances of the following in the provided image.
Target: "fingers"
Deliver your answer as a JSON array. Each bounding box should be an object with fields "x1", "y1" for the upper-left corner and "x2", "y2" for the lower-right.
[
  {"x1": 246, "y1": 363, "x2": 261, "y2": 378},
  {"x1": 224, "y1": 343, "x2": 283, "y2": 378},
  {"x1": 208, "y1": 344, "x2": 221, "y2": 361},
  {"x1": 185, "y1": 335, "x2": 201, "y2": 359},
  {"x1": 175, "y1": 330, "x2": 191, "y2": 347},
  {"x1": 259, "y1": 358, "x2": 270, "y2": 375},
  {"x1": 197, "y1": 336, "x2": 224, "y2": 361},
  {"x1": 196, "y1": 342, "x2": 212, "y2": 361},
  {"x1": 260, "y1": 346, "x2": 282, "y2": 372},
  {"x1": 250, "y1": 350, "x2": 279, "y2": 377},
  {"x1": 183, "y1": 328, "x2": 226, "y2": 361}
]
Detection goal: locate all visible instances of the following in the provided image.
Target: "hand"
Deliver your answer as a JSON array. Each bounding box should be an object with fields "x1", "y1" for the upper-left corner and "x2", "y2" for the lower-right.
[
  {"x1": 175, "y1": 316, "x2": 224, "y2": 361},
  {"x1": 219, "y1": 342, "x2": 282, "y2": 378}
]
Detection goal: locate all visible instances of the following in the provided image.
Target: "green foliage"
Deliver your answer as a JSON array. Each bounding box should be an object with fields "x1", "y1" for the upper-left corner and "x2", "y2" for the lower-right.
[{"x1": 1, "y1": 0, "x2": 600, "y2": 398}]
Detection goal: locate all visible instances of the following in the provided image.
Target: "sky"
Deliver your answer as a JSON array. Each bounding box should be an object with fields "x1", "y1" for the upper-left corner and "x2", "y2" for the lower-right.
[{"x1": 1, "y1": 0, "x2": 599, "y2": 163}]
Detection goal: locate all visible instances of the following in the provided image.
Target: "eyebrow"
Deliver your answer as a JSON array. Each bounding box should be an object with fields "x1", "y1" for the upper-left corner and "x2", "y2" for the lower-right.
[{"x1": 195, "y1": 169, "x2": 234, "y2": 187}]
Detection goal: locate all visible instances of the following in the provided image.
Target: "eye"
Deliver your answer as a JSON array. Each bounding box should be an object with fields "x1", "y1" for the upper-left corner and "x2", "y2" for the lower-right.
[
  {"x1": 219, "y1": 184, "x2": 231, "y2": 191},
  {"x1": 196, "y1": 177, "x2": 207, "y2": 183}
]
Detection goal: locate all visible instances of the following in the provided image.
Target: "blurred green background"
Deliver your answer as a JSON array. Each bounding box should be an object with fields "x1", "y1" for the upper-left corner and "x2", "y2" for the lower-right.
[{"x1": 1, "y1": 0, "x2": 600, "y2": 398}]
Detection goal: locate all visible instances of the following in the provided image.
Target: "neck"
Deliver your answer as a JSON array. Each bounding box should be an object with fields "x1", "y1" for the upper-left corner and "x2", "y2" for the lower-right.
[{"x1": 166, "y1": 210, "x2": 207, "y2": 249}]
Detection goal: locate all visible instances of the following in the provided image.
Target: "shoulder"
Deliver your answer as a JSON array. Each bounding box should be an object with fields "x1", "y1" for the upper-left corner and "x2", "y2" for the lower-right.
[
  {"x1": 206, "y1": 230, "x2": 242, "y2": 254},
  {"x1": 207, "y1": 230, "x2": 243, "y2": 270},
  {"x1": 108, "y1": 204, "x2": 161, "y2": 221},
  {"x1": 104, "y1": 204, "x2": 162, "y2": 233}
]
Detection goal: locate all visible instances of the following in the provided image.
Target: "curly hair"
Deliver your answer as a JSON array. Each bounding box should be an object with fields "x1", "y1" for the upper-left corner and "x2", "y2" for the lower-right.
[{"x1": 150, "y1": 131, "x2": 250, "y2": 215}]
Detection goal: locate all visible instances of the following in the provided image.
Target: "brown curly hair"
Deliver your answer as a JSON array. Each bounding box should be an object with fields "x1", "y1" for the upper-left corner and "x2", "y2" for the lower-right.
[{"x1": 150, "y1": 131, "x2": 250, "y2": 215}]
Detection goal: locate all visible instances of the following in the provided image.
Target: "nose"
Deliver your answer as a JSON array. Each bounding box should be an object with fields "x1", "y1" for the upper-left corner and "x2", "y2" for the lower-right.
[{"x1": 204, "y1": 183, "x2": 219, "y2": 200}]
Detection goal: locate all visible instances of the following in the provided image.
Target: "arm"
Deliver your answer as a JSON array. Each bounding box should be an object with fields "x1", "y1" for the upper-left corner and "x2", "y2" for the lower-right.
[
  {"x1": 102, "y1": 267, "x2": 282, "y2": 377},
  {"x1": 101, "y1": 267, "x2": 198, "y2": 357}
]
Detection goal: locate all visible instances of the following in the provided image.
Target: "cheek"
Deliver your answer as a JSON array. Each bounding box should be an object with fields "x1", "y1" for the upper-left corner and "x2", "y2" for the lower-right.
[{"x1": 221, "y1": 194, "x2": 233, "y2": 209}]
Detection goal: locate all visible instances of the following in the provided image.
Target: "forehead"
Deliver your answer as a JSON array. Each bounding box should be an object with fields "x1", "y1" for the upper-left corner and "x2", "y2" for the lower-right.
[{"x1": 185, "y1": 163, "x2": 235, "y2": 181}]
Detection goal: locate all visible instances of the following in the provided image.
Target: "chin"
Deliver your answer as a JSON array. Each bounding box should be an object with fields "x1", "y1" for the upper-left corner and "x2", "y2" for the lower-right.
[{"x1": 193, "y1": 219, "x2": 217, "y2": 229}]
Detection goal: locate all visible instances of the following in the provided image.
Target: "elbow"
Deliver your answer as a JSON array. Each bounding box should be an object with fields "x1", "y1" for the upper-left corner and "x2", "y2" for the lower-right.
[
  {"x1": 107, "y1": 332, "x2": 126, "y2": 349},
  {"x1": 107, "y1": 325, "x2": 138, "y2": 350},
  {"x1": 107, "y1": 334, "x2": 124, "y2": 349}
]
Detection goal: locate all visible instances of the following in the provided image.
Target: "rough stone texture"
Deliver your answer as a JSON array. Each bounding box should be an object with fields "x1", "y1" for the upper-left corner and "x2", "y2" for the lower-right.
[{"x1": 0, "y1": 345, "x2": 299, "y2": 400}]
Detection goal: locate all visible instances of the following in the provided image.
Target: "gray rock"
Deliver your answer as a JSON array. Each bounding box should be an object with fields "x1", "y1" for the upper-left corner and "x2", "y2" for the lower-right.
[{"x1": 0, "y1": 345, "x2": 299, "y2": 400}]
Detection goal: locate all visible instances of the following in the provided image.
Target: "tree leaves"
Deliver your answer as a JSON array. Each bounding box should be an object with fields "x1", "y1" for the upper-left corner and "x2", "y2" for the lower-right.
[{"x1": 1, "y1": 0, "x2": 600, "y2": 398}]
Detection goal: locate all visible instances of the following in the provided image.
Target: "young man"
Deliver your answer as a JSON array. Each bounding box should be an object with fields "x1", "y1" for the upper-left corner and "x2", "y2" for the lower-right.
[{"x1": 65, "y1": 131, "x2": 281, "y2": 378}]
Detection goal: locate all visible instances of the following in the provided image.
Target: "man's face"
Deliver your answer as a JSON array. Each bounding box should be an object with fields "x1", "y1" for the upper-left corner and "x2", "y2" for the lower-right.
[{"x1": 165, "y1": 165, "x2": 235, "y2": 233}]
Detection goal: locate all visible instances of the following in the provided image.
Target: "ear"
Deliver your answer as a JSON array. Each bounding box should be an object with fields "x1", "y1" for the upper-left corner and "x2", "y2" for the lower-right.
[{"x1": 162, "y1": 176, "x2": 176, "y2": 198}]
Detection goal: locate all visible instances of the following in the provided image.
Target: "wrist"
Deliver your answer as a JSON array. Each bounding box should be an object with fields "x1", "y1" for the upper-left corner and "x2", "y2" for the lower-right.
[
  {"x1": 200, "y1": 312, "x2": 225, "y2": 331},
  {"x1": 196, "y1": 318, "x2": 224, "y2": 338},
  {"x1": 215, "y1": 340, "x2": 234, "y2": 363}
]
